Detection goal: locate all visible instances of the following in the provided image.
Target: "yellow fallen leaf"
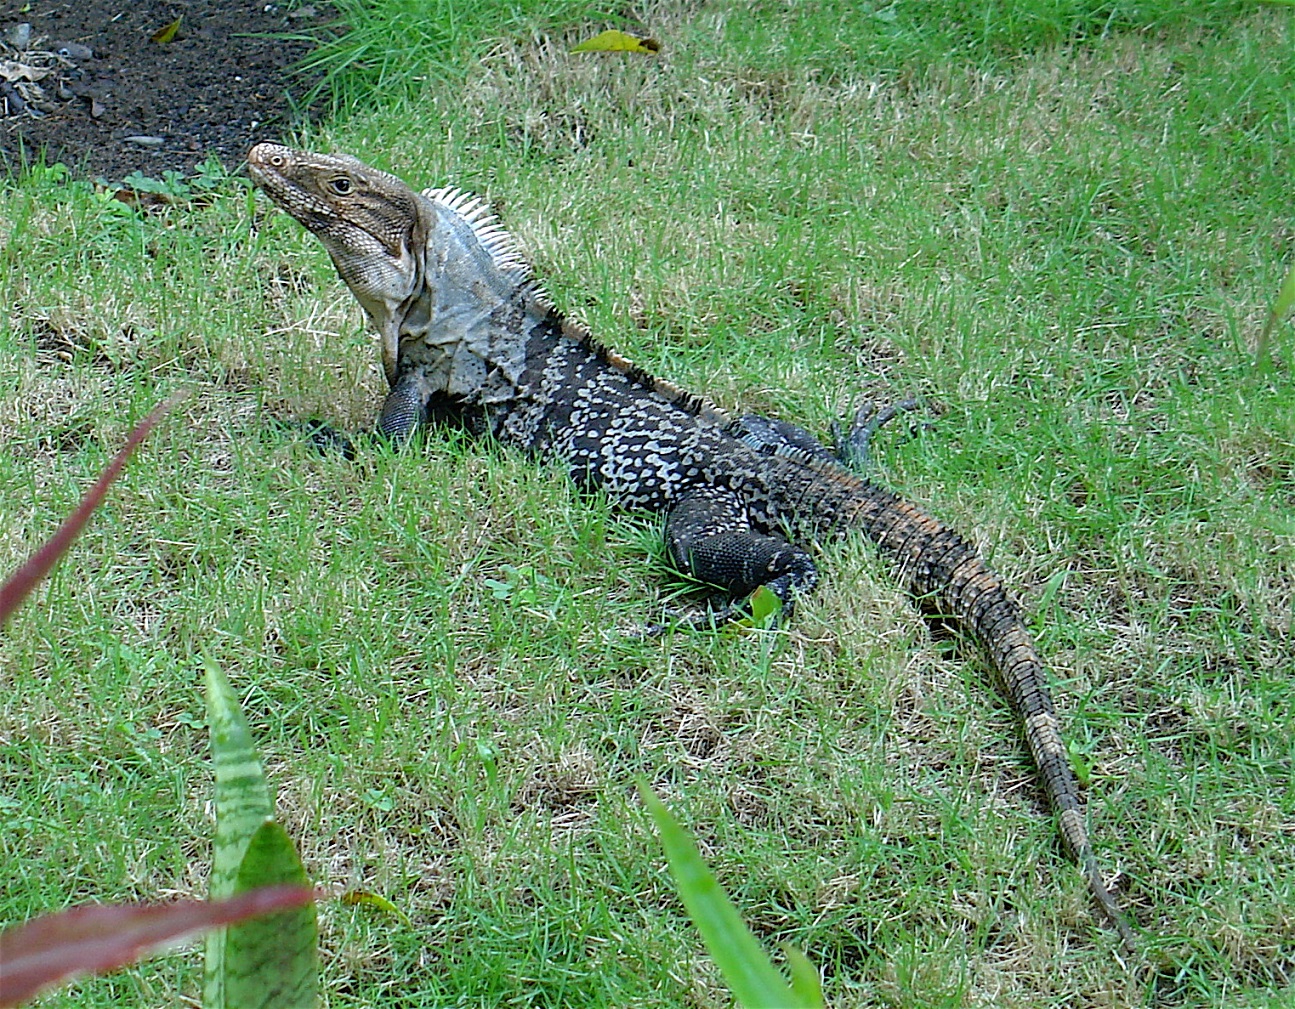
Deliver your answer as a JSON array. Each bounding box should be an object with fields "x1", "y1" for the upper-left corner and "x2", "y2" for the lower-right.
[
  {"x1": 340, "y1": 890, "x2": 412, "y2": 925},
  {"x1": 151, "y1": 16, "x2": 182, "y2": 44},
  {"x1": 571, "y1": 29, "x2": 659, "y2": 54}
]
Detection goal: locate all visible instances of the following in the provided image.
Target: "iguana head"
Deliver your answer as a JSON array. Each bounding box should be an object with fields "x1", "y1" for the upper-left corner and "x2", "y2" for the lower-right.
[
  {"x1": 248, "y1": 144, "x2": 547, "y2": 404},
  {"x1": 247, "y1": 143, "x2": 429, "y2": 384}
]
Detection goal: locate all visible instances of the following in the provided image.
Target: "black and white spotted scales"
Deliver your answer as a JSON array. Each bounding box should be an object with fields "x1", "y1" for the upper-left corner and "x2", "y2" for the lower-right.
[{"x1": 247, "y1": 143, "x2": 1137, "y2": 949}]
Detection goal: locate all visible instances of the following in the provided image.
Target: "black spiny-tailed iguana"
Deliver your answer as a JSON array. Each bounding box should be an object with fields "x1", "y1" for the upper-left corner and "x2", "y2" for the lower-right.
[{"x1": 247, "y1": 142, "x2": 1136, "y2": 948}]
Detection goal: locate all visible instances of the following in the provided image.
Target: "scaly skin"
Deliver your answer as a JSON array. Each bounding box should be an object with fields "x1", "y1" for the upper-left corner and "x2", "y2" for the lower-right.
[{"x1": 247, "y1": 142, "x2": 1136, "y2": 949}]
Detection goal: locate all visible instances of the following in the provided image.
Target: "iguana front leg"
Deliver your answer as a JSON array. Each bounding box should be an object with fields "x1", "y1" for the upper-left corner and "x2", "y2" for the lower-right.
[
  {"x1": 377, "y1": 370, "x2": 430, "y2": 440},
  {"x1": 274, "y1": 373, "x2": 428, "y2": 458},
  {"x1": 665, "y1": 485, "x2": 818, "y2": 622},
  {"x1": 379, "y1": 373, "x2": 488, "y2": 442}
]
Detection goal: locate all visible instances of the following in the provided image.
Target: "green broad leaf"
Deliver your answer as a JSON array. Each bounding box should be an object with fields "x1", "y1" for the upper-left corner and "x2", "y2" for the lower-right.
[
  {"x1": 224, "y1": 820, "x2": 318, "y2": 1009},
  {"x1": 1030, "y1": 568, "x2": 1067, "y2": 641},
  {"x1": 570, "y1": 29, "x2": 660, "y2": 54},
  {"x1": 1256, "y1": 256, "x2": 1295, "y2": 370},
  {"x1": 204, "y1": 656, "x2": 275, "y2": 1008},
  {"x1": 1067, "y1": 740, "x2": 1093, "y2": 789},
  {"x1": 728, "y1": 585, "x2": 784, "y2": 633},
  {"x1": 783, "y1": 944, "x2": 824, "y2": 1006},
  {"x1": 640, "y1": 785, "x2": 821, "y2": 1009},
  {"x1": 747, "y1": 585, "x2": 783, "y2": 625},
  {"x1": 205, "y1": 656, "x2": 275, "y2": 894}
]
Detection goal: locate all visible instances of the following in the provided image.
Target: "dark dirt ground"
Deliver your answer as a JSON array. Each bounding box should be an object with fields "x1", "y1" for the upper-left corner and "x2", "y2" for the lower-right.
[{"x1": 0, "y1": 0, "x2": 327, "y2": 182}]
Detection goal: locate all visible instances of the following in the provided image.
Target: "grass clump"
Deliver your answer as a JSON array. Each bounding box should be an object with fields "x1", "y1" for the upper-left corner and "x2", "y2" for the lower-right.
[
  {"x1": 295, "y1": 0, "x2": 609, "y2": 111},
  {"x1": 715, "y1": 0, "x2": 1254, "y2": 76},
  {"x1": 296, "y1": 0, "x2": 1257, "y2": 113}
]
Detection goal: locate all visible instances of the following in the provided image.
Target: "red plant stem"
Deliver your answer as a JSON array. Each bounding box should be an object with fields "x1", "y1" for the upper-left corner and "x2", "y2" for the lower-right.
[{"x1": 0, "y1": 393, "x2": 184, "y2": 625}]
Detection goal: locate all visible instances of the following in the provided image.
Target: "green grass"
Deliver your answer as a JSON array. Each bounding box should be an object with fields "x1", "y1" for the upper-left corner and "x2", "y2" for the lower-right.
[
  {"x1": 299, "y1": 0, "x2": 1254, "y2": 110},
  {"x1": 291, "y1": 0, "x2": 610, "y2": 111},
  {"x1": 2, "y1": 2, "x2": 1294, "y2": 1006}
]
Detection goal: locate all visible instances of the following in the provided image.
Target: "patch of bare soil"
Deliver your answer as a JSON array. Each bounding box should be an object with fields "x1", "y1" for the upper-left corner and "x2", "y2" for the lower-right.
[{"x1": 0, "y1": 0, "x2": 327, "y2": 182}]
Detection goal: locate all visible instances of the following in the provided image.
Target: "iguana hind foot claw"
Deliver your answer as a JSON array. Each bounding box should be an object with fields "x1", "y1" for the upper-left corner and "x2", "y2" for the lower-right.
[{"x1": 831, "y1": 397, "x2": 925, "y2": 473}]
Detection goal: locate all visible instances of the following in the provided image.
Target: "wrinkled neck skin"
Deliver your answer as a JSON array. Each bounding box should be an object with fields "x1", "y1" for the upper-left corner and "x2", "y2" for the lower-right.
[
  {"x1": 328, "y1": 237, "x2": 423, "y2": 387},
  {"x1": 385, "y1": 195, "x2": 542, "y2": 408},
  {"x1": 296, "y1": 191, "x2": 430, "y2": 390}
]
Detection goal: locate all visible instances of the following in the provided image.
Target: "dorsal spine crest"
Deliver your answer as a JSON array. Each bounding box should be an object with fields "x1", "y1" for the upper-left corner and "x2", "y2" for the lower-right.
[{"x1": 421, "y1": 184, "x2": 736, "y2": 428}]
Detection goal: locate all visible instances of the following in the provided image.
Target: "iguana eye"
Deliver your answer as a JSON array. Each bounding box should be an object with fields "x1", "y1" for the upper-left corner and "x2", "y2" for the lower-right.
[{"x1": 329, "y1": 176, "x2": 353, "y2": 195}]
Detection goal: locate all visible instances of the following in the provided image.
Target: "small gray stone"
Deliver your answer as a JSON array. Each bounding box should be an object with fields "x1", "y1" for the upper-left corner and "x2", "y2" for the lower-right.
[
  {"x1": 2, "y1": 23, "x2": 32, "y2": 49},
  {"x1": 50, "y1": 41, "x2": 95, "y2": 62}
]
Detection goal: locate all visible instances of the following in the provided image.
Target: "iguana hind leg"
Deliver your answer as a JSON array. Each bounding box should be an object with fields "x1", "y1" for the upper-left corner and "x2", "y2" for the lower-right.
[
  {"x1": 737, "y1": 398, "x2": 924, "y2": 475},
  {"x1": 831, "y1": 398, "x2": 923, "y2": 473},
  {"x1": 665, "y1": 485, "x2": 818, "y2": 621}
]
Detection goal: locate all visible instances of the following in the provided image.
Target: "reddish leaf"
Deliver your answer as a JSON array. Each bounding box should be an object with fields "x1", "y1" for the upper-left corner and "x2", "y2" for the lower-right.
[
  {"x1": 0, "y1": 394, "x2": 181, "y2": 626},
  {"x1": 0, "y1": 886, "x2": 314, "y2": 1007}
]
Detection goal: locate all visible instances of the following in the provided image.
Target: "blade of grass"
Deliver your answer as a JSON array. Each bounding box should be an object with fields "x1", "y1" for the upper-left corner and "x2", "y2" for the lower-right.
[
  {"x1": 639, "y1": 784, "x2": 821, "y2": 1009},
  {"x1": 1255, "y1": 256, "x2": 1295, "y2": 370}
]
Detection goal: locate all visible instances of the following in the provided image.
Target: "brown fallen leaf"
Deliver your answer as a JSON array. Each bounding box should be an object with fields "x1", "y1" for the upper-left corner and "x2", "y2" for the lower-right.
[{"x1": 108, "y1": 186, "x2": 175, "y2": 211}]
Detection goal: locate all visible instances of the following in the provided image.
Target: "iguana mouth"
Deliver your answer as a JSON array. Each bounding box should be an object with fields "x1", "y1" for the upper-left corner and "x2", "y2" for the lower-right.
[{"x1": 246, "y1": 143, "x2": 341, "y2": 224}]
